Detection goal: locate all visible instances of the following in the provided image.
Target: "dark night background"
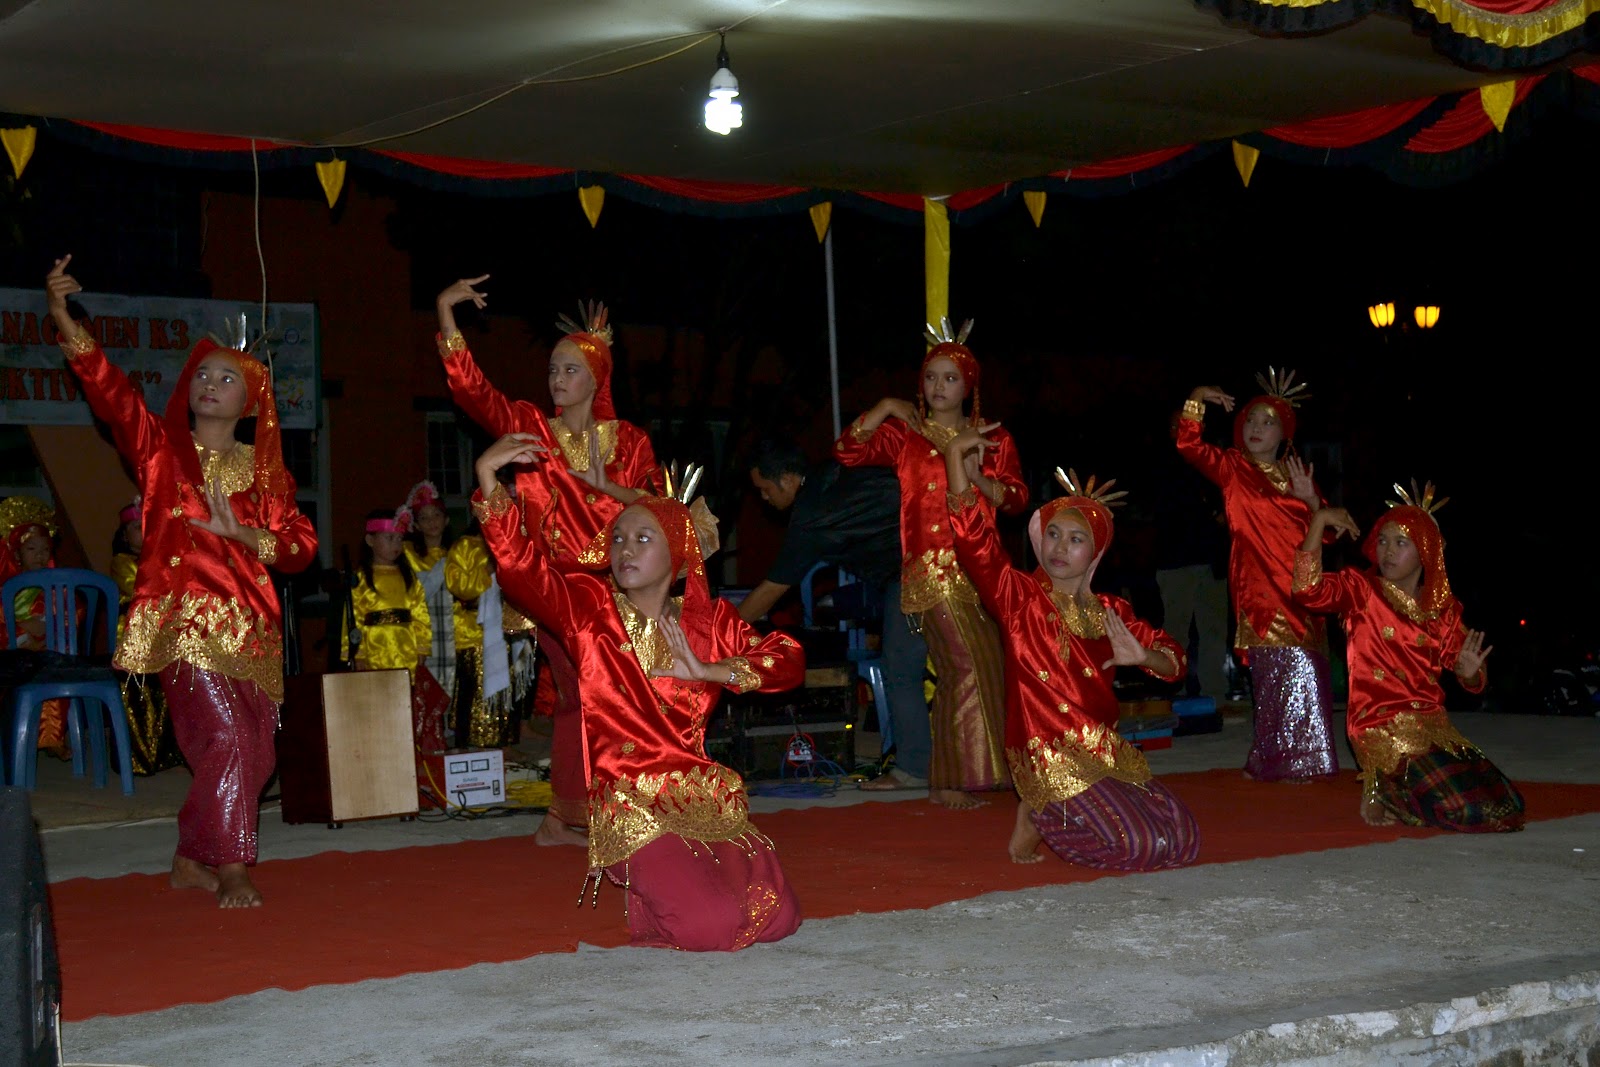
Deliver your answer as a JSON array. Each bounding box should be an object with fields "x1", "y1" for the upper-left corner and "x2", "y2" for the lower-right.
[{"x1": 1, "y1": 104, "x2": 1594, "y2": 708}]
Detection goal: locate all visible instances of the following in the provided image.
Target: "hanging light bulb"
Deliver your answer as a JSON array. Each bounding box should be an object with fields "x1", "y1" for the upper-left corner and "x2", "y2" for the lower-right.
[
  {"x1": 704, "y1": 33, "x2": 742, "y2": 135},
  {"x1": 1367, "y1": 301, "x2": 1395, "y2": 328}
]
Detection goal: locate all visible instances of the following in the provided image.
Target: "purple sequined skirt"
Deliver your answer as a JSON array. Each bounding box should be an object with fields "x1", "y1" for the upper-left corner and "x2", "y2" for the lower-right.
[{"x1": 1244, "y1": 646, "x2": 1339, "y2": 781}]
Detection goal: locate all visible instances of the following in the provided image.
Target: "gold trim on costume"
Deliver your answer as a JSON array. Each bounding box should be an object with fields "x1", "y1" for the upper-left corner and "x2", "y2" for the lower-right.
[
  {"x1": 1352, "y1": 711, "x2": 1477, "y2": 778},
  {"x1": 947, "y1": 485, "x2": 980, "y2": 513},
  {"x1": 59, "y1": 328, "x2": 97, "y2": 358},
  {"x1": 587, "y1": 764, "x2": 753, "y2": 869},
  {"x1": 1292, "y1": 549, "x2": 1321, "y2": 593},
  {"x1": 726, "y1": 656, "x2": 761, "y2": 694},
  {"x1": 1378, "y1": 579, "x2": 1438, "y2": 624},
  {"x1": 1252, "y1": 457, "x2": 1289, "y2": 493},
  {"x1": 256, "y1": 531, "x2": 280, "y2": 566},
  {"x1": 438, "y1": 331, "x2": 467, "y2": 357},
  {"x1": 846, "y1": 417, "x2": 873, "y2": 444},
  {"x1": 900, "y1": 548, "x2": 980, "y2": 613},
  {"x1": 1181, "y1": 398, "x2": 1206, "y2": 421},
  {"x1": 120, "y1": 592, "x2": 285, "y2": 703},
  {"x1": 552, "y1": 420, "x2": 618, "y2": 471},
  {"x1": 1236, "y1": 611, "x2": 1321, "y2": 650},
  {"x1": 612, "y1": 582, "x2": 684, "y2": 678},
  {"x1": 194, "y1": 440, "x2": 255, "y2": 496},
  {"x1": 471, "y1": 483, "x2": 513, "y2": 523},
  {"x1": 917, "y1": 420, "x2": 961, "y2": 450},
  {"x1": 1051, "y1": 591, "x2": 1107, "y2": 640},
  {"x1": 1009, "y1": 721, "x2": 1151, "y2": 811}
]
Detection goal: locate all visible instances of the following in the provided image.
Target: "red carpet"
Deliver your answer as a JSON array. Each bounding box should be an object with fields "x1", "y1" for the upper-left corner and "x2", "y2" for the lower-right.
[{"x1": 50, "y1": 770, "x2": 1600, "y2": 1021}]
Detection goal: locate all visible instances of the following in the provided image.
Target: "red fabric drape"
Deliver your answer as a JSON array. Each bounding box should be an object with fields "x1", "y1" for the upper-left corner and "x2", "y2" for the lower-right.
[
  {"x1": 1264, "y1": 98, "x2": 1438, "y2": 147},
  {"x1": 377, "y1": 151, "x2": 569, "y2": 180},
  {"x1": 78, "y1": 122, "x2": 289, "y2": 153},
  {"x1": 1405, "y1": 76, "x2": 1543, "y2": 153},
  {"x1": 1062, "y1": 145, "x2": 1195, "y2": 180}
]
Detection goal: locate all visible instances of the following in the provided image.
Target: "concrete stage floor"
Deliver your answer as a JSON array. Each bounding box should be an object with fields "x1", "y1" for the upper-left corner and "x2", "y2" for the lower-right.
[{"x1": 29, "y1": 710, "x2": 1600, "y2": 1067}]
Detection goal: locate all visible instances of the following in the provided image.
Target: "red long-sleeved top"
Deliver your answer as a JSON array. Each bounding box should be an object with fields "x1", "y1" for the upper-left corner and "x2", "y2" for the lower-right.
[
  {"x1": 1176, "y1": 412, "x2": 1320, "y2": 650},
  {"x1": 834, "y1": 416, "x2": 1028, "y2": 613},
  {"x1": 441, "y1": 338, "x2": 662, "y2": 569},
  {"x1": 66, "y1": 342, "x2": 316, "y2": 701},
  {"x1": 948, "y1": 489, "x2": 1184, "y2": 810},
  {"x1": 1292, "y1": 550, "x2": 1486, "y2": 774},
  {"x1": 474, "y1": 486, "x2": 805, "y2": 869}
]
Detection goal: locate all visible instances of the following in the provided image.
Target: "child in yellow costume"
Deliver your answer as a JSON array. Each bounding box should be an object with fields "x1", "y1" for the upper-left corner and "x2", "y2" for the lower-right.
[
  {"x1": 342, "y1": 507, "x2": 431, "y2": 674},
  {"x1": 446, "y1": 526, "x2": 522, "y2": 748}
]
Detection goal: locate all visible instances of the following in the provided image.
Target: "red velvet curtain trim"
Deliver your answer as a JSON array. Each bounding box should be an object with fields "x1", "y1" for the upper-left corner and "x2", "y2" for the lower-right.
[
  {"x1": 1264, "y1": 97, "x2": 1437, "y2": 147},
  {"x1": 1059, "y1": 145, "x2": 1195, "y2": 180},
  {"x1": 78, "y1": 122, "x2": 290, "y2": 153},
  {"x1": 616, "y1": 173, "x2": 810, "y2": 204},
  {"x1": 1404, "y1": 76, "x2": 1542, "y2": 153},
  {"x1": 377, "y1": 151, "x2": 569, "y2": 180}
]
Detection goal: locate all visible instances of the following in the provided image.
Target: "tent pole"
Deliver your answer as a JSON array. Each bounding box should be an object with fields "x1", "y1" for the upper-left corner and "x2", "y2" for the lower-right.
[{"x1": 825, "y1": 225, "x2": 841, "y2": 439}]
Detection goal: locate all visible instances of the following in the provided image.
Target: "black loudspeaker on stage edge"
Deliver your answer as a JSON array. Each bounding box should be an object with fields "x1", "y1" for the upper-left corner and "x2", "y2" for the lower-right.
[{"x1": 0, "y1": 789, "x2": 60, "y2": 1067}]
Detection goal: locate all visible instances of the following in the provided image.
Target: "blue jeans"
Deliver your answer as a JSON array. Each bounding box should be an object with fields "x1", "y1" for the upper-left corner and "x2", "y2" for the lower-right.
[{"x1": 880, "y1": 580, "x2": 931, "y2": 778}]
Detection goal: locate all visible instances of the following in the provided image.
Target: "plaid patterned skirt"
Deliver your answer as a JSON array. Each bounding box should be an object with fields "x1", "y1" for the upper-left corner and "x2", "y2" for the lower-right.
[
  {"x1": 1033, "y1": 777, "x2": 1201, "y2": 871},
  {"x1": 1372, "y1": 744, "x2": 1525, "y2": 833}
]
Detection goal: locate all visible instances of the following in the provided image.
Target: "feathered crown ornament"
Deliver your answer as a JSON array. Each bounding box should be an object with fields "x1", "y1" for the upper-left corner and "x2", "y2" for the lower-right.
[
  {"x1": 1386, "y1": 478, "x2": 1449, "y2": 517},
  {"x1": 404, "y1": 480, "x2": 441, "y2": 513},
  {"x1": 923, "y1": 316, "x2": 974, "y2": 348},
  {"x1": 1254, "y1": 366, "x2": 1311, "y2": 408},
  {"x1": 0, "y1": 495, "x2": 57, "y2": 541},
  {"x1": 1054, "y1": 467, "x2": 1129, "y2": 508},
  {"x1": 661, "y1": 460, "x2": 719, "y2": 559},
  {"x1": 556, "y1": 300, "x2": 613, "y2": 345}
]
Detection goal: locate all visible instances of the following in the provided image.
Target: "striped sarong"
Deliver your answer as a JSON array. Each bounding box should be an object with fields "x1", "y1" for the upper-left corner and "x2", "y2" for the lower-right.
[
  {"x1": 1032, "y1": 777, "x2": 1200, "y2": 871},
  {"x1": 1373, "y1": 744, "x2": 1525, "y2": 833}
]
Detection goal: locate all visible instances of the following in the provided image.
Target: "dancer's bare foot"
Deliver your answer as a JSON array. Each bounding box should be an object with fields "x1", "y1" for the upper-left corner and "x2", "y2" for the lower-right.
[
  {"x1": 215, "y1": 863, "x2": 262, "y2": 908},
  {"x1": 534, "y1": 812, "x2": 589, "y2": 847},
  {"x1": 932, "y1": 788, "x2": 985, "y2": 811},
  {"x1": 170, "y1": 854, "x2": 220, "y2": 894},
  {"x1": 1360, "y1": 796, "x2": 1398, "y2": 827},
  {"x1": 1008, "y1": 800, "x2": 1045, "y2": 864}
]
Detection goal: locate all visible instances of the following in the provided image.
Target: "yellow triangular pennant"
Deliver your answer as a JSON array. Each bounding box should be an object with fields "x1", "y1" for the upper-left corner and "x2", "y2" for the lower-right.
[
  {"x1": 1479, "y1": 80, "x2": 1518, "y2": 133},
  {"x1": 1232, "y1": 141, "x2": 1260, "y2": 188},
  {"x1": 924, "y1": 197, "x2": 950, "y2": 332},
  {"x1": 579, "y1": 185, "x2": 605, "y2": 228},
  {"x1": 1022, "y1": 190, "x2": 1046, "y2": 228},
  {"x1": 2, "y1": 127, "x2": 37, "y2": 180},
  {"x1": 315, "y1": 158, "x2": 346, "y2": 208},
  {"x1": 809, "y1": 201, "x2": 832, "y2": 243}
]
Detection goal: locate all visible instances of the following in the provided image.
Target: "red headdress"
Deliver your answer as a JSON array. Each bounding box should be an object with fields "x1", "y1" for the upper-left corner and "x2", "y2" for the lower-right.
[
  {"x1": 163, "y1": 337, "x2": 293, "y2": 496},
  {"x1": 1232, "y1": 366, "x2": 1309, "y2": 454},
  {"x1": 1363, "y1": 480, "x2": 1456, "y2": 620},
  {"x1": 0, "y1": 495, "x2": 58, "y2": 585},
  {"x1": 1028, "y1": 468, "x2": 1126, "y2": 591},
  {"x1": 919, "y1": 317, "x2": 981, "y2": 424},
  {"x1": 404, "y1": 480, "x2": 442, "y2": 514},
  {"x1": 554, "y1": 300, "x2": 617, "y2": 421},
  {"x1": 592, "y1": 463, "x2": 719, "y2": 660}
]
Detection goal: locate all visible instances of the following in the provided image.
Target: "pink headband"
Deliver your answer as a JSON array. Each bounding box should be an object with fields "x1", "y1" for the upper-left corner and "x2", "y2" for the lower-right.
[
  {"x1": 366, "y1": 517, "x2": 407, "y2": 535},
  {"x1": 119, "y1": 500, "x2": 141, "y2": 524}
]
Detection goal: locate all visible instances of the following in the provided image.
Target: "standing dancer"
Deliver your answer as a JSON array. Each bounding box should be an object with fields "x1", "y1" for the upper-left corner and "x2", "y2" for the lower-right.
[
  {"x1": 1179, "y1": 369, "x2": 1340, "y2": 782},
  {"x1": 1294, "y1": 484, "x2": 1523, "y2": 831},
  {"x1": 49, "y1": 256, "x2": 317, "y2": 907},
  {"x1": 474, "y1": 434, "x2": 804, "y2": 950},
  {"x1": 947, "y1": 445, "x2": 1199, "y2": 868},
  {"x1": 435, "y1": 276, "x2": 663, "y2": 846},
  {"x1": 835, "y1": 319, "x2": 1028, "y2": 809},
  {"x1": 403, "y1": 481, "x2": 457, "y2": 694}
]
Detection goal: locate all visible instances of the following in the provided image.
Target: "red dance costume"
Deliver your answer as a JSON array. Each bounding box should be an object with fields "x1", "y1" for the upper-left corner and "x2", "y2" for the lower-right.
[
  {"x1": 0, "y1": 505, "x2": 69, "y2": 754},
  {"x1": 64, "y1": 334, "x2": 316, "y2": 867},
  {"x1": 949, "y1": 486, "x2": 1200, "y2": 870},
  {"x1": 834, "y1": 338, "x2": 1028, "y2": 793},
  {"x1": 1292, "y1": 497, "x2": 1524, "y2": 831},
  {"x1": 1177, "y1": 390, "x2": 1339, "y2": 781},
  {"x1": 440, "y1": 327, "x2": 661, "y2": 828},
  {"x1": 475, "y1": 488, "x2": 804, "y2": 950}
]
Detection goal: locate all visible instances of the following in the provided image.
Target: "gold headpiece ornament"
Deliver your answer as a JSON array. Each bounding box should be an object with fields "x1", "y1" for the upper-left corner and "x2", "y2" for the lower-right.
[
  {"x1": 923, "y1": 316, "x2": 974, "y2": 347},
  {"x1": 0, "y1": 495, "x2": 58, "y2": 540},
  {"x1": 660, "y1": 460, "x2": 719, "y2": 559},
  {"x1": 1054, "y1": 467, "x2": 1129, "y2": 507},
  {"x1": 1386, "y1": 478, "x2": 1449, "y2": 516},
  {"x1": 556, "y1": 300, "x2": 613, "y2": 345},
  {"x1": 1254, "y1": 366, "x2": 1311, "y2": 407}
]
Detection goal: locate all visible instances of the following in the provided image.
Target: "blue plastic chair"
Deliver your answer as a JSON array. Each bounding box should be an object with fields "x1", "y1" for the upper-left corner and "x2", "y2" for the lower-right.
[
  {"x1": 3, "y1": 568, "x2": 134, "y2": 795},
  {"x1": 800, "y1": 563, "x2": 892, "y2": 753}
]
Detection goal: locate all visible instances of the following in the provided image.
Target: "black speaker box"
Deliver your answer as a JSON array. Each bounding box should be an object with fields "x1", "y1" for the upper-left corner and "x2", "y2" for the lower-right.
[{"x1": 0, "y1": 788, "x2": 60, "y2": 1067}]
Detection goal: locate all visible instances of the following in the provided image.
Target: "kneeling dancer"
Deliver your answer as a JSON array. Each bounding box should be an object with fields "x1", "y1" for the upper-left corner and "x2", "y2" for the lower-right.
[
  {"x1": 1293, "y1": 483, "x2": 1523, "y2": 831},
  {"x1": 945, "y1": 432, "x2": 1200, "y2": 869},
  {"x1": 473, "y1": 433, "x2": 804, "y2": 949}
]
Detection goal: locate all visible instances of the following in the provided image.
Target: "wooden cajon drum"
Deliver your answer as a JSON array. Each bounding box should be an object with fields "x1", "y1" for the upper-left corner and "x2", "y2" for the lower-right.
[{"x1": 278, "y1": 669, "x2": 419, "y2": 826}]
